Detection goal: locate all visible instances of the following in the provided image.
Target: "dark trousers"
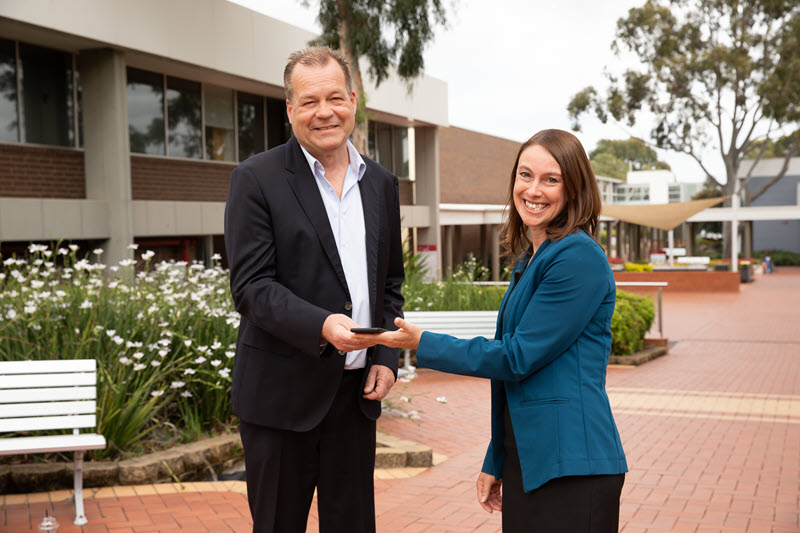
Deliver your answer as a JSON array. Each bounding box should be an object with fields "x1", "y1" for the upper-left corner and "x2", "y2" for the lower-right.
[
  {"x1": 238, "y1": 370, "x2": 376, "y2": 533},
  {"x1": 502, "y1": 406, "x2": 625, "y2": 533}
]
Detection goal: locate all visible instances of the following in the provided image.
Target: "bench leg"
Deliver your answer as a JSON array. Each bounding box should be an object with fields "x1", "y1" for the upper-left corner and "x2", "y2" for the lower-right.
[{"x1": 73, "y1": 450, "x2": 88, "y2": 526}]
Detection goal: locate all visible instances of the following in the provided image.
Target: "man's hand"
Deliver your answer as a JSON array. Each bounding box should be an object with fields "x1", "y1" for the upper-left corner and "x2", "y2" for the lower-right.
[
  {"x1": 321, "y1": 314, "x2": 380, "y2": 352},
  {"x1": 476, "y1": 472, "x2": 502, "y2": 513},
  {"x1": 362, "y1": 364, "x2": 395, "y2": 400}
]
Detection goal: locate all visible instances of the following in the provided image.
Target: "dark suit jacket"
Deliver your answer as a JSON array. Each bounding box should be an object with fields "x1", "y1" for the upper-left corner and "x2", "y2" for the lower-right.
[{"x1": 224, "y1": 136, "x2": 404, "y2": 432}]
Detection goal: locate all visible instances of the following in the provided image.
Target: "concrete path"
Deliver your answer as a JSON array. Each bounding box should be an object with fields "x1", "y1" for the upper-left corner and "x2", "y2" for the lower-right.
[{"x1": 3, "y1": 268, "x2": 799, "y2": 532}]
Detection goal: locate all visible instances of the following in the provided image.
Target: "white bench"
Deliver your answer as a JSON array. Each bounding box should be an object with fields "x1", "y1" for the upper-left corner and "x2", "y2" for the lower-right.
[
  {"x1": 400, "y1": 311, "x2": 498, "y2": 373},
  {"x1": 0, "y1": 359, "x2": 107, "y2": 526}
]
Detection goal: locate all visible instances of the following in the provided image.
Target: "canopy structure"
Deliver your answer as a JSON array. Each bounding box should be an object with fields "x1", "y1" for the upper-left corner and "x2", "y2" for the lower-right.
[{"x1": 600, "y1": 197, "x2": 727, "y2": 231}]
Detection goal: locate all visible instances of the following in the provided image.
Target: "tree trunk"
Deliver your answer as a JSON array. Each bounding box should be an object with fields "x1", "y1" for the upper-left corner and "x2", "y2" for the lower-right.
[{"x1": 336, "y1": 4, "x2": 369, "y2": 155}]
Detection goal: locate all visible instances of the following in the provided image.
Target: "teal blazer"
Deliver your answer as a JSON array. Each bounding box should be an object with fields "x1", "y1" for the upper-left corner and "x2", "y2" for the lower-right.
[{"x1": 416, "y1": 230, "x2": 627, "y2": 492}]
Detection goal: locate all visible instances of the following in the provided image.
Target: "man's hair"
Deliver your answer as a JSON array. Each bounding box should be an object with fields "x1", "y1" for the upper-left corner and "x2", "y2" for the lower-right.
[
  {"x1": 500, "y1": 129, "x2": 602, "y2": 258},
  {"x1": 283, "y1": 46, "x2": 353, "y2": 101}
]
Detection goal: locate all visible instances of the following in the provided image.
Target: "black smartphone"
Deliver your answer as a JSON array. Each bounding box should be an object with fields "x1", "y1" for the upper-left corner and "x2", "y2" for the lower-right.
[{"x1": 350, "y1": 327, "x2": 387, "y2": 333}]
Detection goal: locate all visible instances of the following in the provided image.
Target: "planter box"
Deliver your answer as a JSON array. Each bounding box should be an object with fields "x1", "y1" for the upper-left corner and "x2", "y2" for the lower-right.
[{"x1": 614, "y1": 270, "x2": 740, "y2": 292}]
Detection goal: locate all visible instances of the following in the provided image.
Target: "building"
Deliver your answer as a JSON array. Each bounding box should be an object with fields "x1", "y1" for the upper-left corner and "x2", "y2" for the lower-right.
[
  {"x1": 741, "y1": 157, "x2": 800, "y2": 254},
  {"x1": 0, "y1": 0, "x2": 447, "y2": 274}
]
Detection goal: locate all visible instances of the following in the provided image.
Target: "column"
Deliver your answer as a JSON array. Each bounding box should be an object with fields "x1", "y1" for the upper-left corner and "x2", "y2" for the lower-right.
[
  {"x1": 79, "y1": 49, "x2": 133, "y2": 268},
  {"x1": 490, "y1": 224, "x2": 500, "y2": 281},
  {"x1": 413, "y1": 126, "x2": 441, "y2": 280}
]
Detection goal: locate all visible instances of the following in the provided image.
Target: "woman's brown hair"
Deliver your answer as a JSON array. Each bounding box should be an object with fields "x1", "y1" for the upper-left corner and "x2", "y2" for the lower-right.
[{"x1": 500, "y1": 129, "x2": 601, "y2": 258}]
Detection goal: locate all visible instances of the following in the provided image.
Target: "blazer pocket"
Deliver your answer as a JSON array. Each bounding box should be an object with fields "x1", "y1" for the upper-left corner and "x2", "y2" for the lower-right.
[{"x1": 520, "y1": 397, "x2": 568, "y2": 407}]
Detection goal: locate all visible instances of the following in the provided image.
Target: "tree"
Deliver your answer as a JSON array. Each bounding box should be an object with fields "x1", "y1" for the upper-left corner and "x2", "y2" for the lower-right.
[
  {"x1": 590, "y1": 137, "x2": 670, "y2": 171},
  {"x1": 568, "y1": 0, "x2": 800, "y2": 252},
  {"x1": 306, "y1": 0, "x2": 447, "y2": 154},
  {"x1": 590, "y1": 152, "x2": 628, "y2": 180}
]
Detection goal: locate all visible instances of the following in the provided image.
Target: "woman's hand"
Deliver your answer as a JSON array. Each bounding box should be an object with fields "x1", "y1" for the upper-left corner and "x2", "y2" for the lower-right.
[
  {"x1": 363, "y1": 317, "x2": 423, "y2": 351},
  {"x1": 476, "y1": 472, "x2": 502, "y2": 513}
]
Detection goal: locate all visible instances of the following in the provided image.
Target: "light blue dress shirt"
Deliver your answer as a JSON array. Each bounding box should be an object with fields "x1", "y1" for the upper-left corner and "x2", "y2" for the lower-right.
[{"x1": 300, "y1": 141, "x2": 371, "y2": 369}]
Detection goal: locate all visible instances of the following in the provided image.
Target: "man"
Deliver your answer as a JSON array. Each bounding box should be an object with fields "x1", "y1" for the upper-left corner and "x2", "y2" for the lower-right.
[{"x1": 224, "y1": 46, "x2": 404, "y2": 533}]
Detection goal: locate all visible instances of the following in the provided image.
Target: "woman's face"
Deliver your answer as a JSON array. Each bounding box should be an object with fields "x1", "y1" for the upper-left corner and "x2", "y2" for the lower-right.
[{"x1": 513, "y1": 145, "x2": 567, "y2": 239}]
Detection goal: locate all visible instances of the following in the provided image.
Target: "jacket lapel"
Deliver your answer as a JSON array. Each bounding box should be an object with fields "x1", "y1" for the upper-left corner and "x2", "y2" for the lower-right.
[
  {"x1": 283, "y1": 137, "x2": 349, "y2": 293},
  {"x1": 358, "y1": 166, "x2": 379, "y2": 313}
]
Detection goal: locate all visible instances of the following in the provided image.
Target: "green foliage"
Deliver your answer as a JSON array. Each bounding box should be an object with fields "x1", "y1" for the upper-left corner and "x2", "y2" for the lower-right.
[
  {"x1": 590, "y1": 137, "x2": 669, "y2": 172},
  {"x1": 0, "y1": 245, "x2": 238, "y2": 459},
  {"x1": 611, "y1": 290, "x2": 655, "y2": 355},
  {"x1": 590, "y1": 152, "x2": 628, "y2": 180},
  {"x1": 568, "y1": 0, "x2": 800, "y2": 208},
  {"x1": 753, "y1": 250, "x2": 800, "y2": 266}
]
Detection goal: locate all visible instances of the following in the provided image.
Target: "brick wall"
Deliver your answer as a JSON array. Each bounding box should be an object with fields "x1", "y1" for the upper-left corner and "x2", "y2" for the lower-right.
[
  {"x1": 0, "y1": 143, "x2": 85, "y2": 198},
  {"x1": 439, "y1": 126, "x2": 520, "y2": 205},
  {"x1": 399, "y1": 178, "x2": 413, "y2": 205},
  {"x1": 131, "y1": 155, "x2": 235, "y2": 201}
]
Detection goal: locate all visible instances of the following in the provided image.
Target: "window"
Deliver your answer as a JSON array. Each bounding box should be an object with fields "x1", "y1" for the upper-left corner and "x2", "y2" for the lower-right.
[
  {"x1": 266, "y1": 97, "x2": 291, "y2": 149},
  {"x1": 237, "y1": 91, "x2": 265, "y2": 161},
  {"x1": 127, "y1": 68, "x2": 165, "y2": 155},
  {"x1": 166, "y1": 76, "x2": 201, "y2": 158},
  {"x1": 668, "y1": 184, "x2": 682, "y2": 203},
  {"x1": 204, "y1": 84, "x2": 235, "y2": 161},
  {"x1": 0, "y1": 39, "x2": 17, "y2": 142},
  {"x1": 368, "y1": 121, "x2": 409, "y2": 178}
]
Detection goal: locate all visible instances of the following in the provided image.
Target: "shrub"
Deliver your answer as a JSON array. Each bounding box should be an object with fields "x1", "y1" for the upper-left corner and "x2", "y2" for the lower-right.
[
  {"x1": 611, "y1": 290, "x2": 655, "y2": 355},
  {"x1": 753, "y1": 250, "x2": 800, "y2": 266},
  {"x1": 624, "y1": 262, "x2": 653, "y2": 272}
]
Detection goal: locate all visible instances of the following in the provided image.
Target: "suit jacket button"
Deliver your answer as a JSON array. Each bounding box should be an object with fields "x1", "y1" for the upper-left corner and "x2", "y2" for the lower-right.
[
  {"x1": 344, "y1": 302, "x2": 353, "y2": 311},
  {"x1": 338, "y1": 350, "x2": 346, "y2": 356}
]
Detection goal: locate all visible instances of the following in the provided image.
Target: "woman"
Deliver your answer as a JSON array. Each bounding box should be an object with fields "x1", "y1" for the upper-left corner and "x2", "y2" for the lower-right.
[{"x1": 368, "y1": 129, "x2": 627, "y2": 532}]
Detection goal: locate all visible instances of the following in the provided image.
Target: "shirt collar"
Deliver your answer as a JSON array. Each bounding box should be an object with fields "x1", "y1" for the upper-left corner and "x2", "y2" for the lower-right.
[{"x1": 299, "y1": 140, "x2": 367, "y2": 181}]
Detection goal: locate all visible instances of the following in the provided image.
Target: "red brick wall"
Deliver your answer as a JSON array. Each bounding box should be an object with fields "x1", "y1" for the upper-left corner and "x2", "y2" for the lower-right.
[
  {"x1": 131, "y1": 155, "x2": 235, "y2": 201},
  {"x1": 614, "y1": 271, "x2": 740, "y2": 292},
  {"x1": 438, "y1": 126, "x2": 520, "y2": 204},
  {"x1": 0, "y1": 143, "x2": 85, "y2": 198},
  {"x1": 399, "y1": 178, "x2": 413, "y2": 205}
]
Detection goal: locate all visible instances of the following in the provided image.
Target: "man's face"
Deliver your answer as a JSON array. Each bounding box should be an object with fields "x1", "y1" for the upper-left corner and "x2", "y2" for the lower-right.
[{"x1": 286, "y1": 61, "x2": 357, "y2": 160}]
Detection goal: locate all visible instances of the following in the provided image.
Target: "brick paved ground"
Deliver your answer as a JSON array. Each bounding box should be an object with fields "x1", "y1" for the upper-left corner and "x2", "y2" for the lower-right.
[{"x1": 3, "y1": 268, "x2": 799, "y2": 532}]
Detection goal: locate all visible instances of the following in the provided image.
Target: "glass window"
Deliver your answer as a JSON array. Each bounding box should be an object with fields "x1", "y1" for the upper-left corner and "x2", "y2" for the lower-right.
[
  {"x1": 167, "y1": 76, "x2": 201, "y2": 158},
  {"x1": 392, "y1": 126, "x2": 409, "y2": 178},
  {"x1": 18, "y1": 42, "x2": 74, "y2": 146},
  {"x1": 0, "y1": 38, "x2": 18, "y2": 142},
  {"x1": 237, "y1": 91, "x2": 265, "y2": 161},
  {"x1": 204, "y1": 84, "x2": 235, "y2": 161},
  {"x1": 376, "y1": 122, "x2": 392, "y2": 168},
  {"x1": 266, "y1": 97, "x2": 291, "y2": 149},
  {"x1": 127, "y1": 68, "x2": 165, "y2": 155}
]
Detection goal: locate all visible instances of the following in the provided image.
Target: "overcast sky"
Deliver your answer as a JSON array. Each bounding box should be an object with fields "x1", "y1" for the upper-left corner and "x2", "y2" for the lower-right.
[{"x1": 228, "y1": 0, "x2": 718, "y2": 183}]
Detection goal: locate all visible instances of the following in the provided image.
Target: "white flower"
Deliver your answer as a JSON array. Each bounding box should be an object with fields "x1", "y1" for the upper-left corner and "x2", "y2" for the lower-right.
[
  {"x1": 211, "y1": 253, "x2": 222, "y2": 261},
  {"x1": 151, "y1": 390, "x2": 164, "y2": 398},
  {"x1": 118, "y1": 259, "x2": 136, "y2": 267},
  {"x1": 225, "y1": 350, "x2": 235, "y2": 359},
  {"x1": 68, "y1": 244, "x2": 79, "y2": 252},
  {"x1": 211, "y1": 341, "x2": 222, "y2": 351},
  {"x1": 133, "y1": 352, "x2": 144, "y2": 360},
  {"x1": 218, "y1": 368, "x2": 231, "y2": 378},
  {"x1": 106, "y1": 329, "x2": 116, "y2": 337},
  {"x1": 194, "y1": 356, "x2": 207, "y2": 364},
  {"x1": 127, "y1": 243, "x2": 139, "y2": 250},
  {"x1": 119, "y1": 357, "x2": 132, "y2": 365},
  {"x1": 183, "y1": 340, "x2": 191, "y2": 348},
  {"x1": 150, "y1": 360, "x2": 161, "y2": 367},
  {"x1": 75, "y1": 328, "x2": 80, "y2": 334},
  {"x1": 198, "y1": 345, "x2": 209, "y2": 353},
  {"x1": 57, "y1": 248, "x2": 69, "y2": 255},
  {"x1": 436, "y1": 396, "x2": 447, "y2": 404},
  {"x1": 141, "y1": 250, "x2": 155, "y2": 261},
  {"x1": 24, "y1": 304, "x2": 37, "y2": 314},
  {"x1": 180, "y1": 391, "x2": 193, "y2": 398},
  {"x1": 126, "y1": 341, "x2": 143, "y2": 349},
  {"x1": 133, "y1": 363, "x2": 146, "y2": 371},
  {"x1": 79, "y1": 300, "x2": 92, "y2": 309},
  {"x1": 183, "y1": 368, "x2": 196, "y2": 375},
  {"x1": 108, "y1": 281, "x2": 119, "y2": 289},
  {"x1": 93, "y1": 248, "x2": 104, "y2": 255},
  {"x1": 6, "y1": 309, "x2": 16, "y2": 320},
  {"x1": 31, "y1": 280, "x2": 45, "y2": 289},
  {"x1": 29, "y1": 244, "x2": 48, "y2": 253},
  {"x1": 158, "y1": 349, "x2": 168, "y2": 357},
  {"x1": 112, "y1": 336, "x2": 124, "y2": 345},
  {"x1": 210, "y1": 359, "x2": 221, "y2": 367},
  {"x1": 170, "y1": 381, "x2": 185, "y2": 389},
  {"x1": 55, "y1": 290, "x2": 66, "y2": 298}
]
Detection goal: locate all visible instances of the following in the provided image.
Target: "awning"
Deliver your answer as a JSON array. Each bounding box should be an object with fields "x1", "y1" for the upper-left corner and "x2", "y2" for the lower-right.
[{"x1": 601, "y1": 197, "x2": 727, "y2": 231}]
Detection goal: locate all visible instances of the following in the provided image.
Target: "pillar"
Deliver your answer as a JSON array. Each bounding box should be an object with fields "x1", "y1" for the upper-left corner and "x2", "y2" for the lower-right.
[
  {"x1": 79, "y1": 49, "x2": 133, "y2": 268},
  {"x1": 413, "y1": 126, "x2": 441, "y2": 280},
  {"x1": 490, "y1": 224, "x2": 500, "y2": 281}
]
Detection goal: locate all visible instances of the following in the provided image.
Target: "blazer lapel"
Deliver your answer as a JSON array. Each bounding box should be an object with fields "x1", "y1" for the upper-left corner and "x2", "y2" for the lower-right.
[
  {"x1": 358, "y1": 166, "x2": 379, "y2": 314},
  {"x1": 283, "y1": 137, "x2": 349, "y2": 293}
]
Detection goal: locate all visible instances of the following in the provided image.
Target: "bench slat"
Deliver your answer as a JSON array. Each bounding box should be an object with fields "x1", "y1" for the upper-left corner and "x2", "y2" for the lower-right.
[
  {"x1": 0, "y1": 387, "x2": 96, "y2": 404},
  {"x1": 402, "y1": 311, "x2": 498, "y2": 339},
  {"x1": 0, "y1": 401, "x2": 97, "y2": 419},
  {"x1": 0, "y1": 414, "x2": 96, "y2": 432},
  {"x1": 0, "y1": 360, "x2": 96, "y2": 374},
  {"x1": 0, "y1": 373, "x2": 96, "y2": 389},
  {"x1": 0, "y1": 433, "x2": 106, "y2": 455}
]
